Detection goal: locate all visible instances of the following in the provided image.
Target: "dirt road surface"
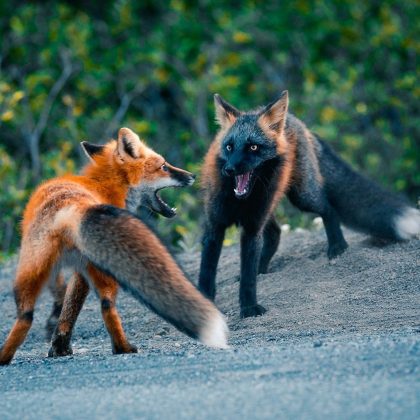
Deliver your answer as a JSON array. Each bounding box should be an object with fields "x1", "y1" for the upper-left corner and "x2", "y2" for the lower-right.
[{"x1": 1, "y1": 228, "x2": 419, "y2": 419}]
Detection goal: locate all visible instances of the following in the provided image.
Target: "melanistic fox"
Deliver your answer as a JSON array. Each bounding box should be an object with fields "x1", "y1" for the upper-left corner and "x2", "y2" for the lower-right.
[{"x1": 199, "y1": 91, "x2": 420, "y2": 318}]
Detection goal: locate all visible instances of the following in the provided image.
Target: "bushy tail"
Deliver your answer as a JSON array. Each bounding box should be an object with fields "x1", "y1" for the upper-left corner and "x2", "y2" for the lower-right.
[
  {"x1": 75, "y1": 205, "x2": 228, "y2": 348},
  {"x1": 319, "y1": 140, "x2": 420, "y2": 240}
]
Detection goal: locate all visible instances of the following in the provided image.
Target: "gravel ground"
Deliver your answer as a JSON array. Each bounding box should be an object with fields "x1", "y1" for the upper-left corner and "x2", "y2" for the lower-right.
[{"x1": 0, "y1": 228, "x2": 419, "y2": 419}]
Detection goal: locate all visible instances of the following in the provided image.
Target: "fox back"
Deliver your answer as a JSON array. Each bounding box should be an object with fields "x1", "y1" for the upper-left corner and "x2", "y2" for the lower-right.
[
  {"x1": 0, "y1": 127, "x2": 227, "y2": 365},
  {"x1": 198, "y1": 91, "x2": 420, "y2": 318}
]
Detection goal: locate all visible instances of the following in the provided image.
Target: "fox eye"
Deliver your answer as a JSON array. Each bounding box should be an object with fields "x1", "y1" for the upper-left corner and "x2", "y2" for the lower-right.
[
  {"x1": 161, "y1": 164, "x2": 168, "y2": 172},
  {"x1": 250, "y1": 144, "x2": 258, "y2": 151},
  {"x1": 226, "y1": 145, "x2": 232, "y2": 152}
]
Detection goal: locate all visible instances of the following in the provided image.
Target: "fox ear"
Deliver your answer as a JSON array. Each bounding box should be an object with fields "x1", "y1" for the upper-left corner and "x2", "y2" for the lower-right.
[
  {"x1": 117, "y1": 127, "x2": 144, "y2": 159},
  {"x1": 214, "y1": 94, "x2": 240, "y2": 128},
  {"x1": 258, "y1": 90, "x2": 289, "y2": 135},
  {"x1": 80, "y1": 141, "x2": 105, "y2": 163}
]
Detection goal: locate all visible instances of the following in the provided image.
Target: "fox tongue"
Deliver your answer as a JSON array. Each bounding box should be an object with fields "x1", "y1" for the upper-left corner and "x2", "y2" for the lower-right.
[{"x1": 234, "y1": 172, "x2": 251, "y2": 196}]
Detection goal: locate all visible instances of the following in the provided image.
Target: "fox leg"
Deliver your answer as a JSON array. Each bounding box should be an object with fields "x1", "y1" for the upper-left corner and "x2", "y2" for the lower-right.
[
  {"x1": 258, "y1": 217, "x2": 281, "y2": 274},
  {"x1": 0, "y1": 251, "x2": 55, "y2": 365},
  {"x1": 45, "y1": 273, "x2": 67, "y2": 341},
  {"x1": 321, "y1": 206, "x2": 348, "y2": 259},
  {"x1": 87, "y1": 264, "x2": 137, "y2": 354},
  {"x1": 288, "y1": 187, "x2": 348, "y2": 259},
  {"x1": 49, "y1": 273, "x2": 89, "y2": 357},
  {"x1": 198, "y1": 223, "x2": 226, "y2": 300},
  {"x1": 240, "y1": 228, "x2": 267, "y2": 318}
]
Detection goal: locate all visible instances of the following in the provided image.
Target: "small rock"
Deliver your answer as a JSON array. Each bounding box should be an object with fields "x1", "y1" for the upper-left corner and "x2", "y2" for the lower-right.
[
  {"x1": 155, "y1": 327, "x2": 170, "y2": 336},
  {"x1": 281, "y1": 224, "x2": 290, "y2": 233},
  {"x1": 312, "y1": 217, "x2": 323, "y2": 229}
]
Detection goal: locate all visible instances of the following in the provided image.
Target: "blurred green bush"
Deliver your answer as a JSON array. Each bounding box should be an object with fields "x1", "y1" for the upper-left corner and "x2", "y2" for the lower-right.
[{"x1": 0, "y1": 0, "x2": 419, "y2": 259}]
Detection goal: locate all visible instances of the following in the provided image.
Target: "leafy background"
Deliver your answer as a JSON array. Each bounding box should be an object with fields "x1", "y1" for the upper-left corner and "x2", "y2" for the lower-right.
[{"x1": 0, "y1": 0, "x2": 419, "y2": 259}]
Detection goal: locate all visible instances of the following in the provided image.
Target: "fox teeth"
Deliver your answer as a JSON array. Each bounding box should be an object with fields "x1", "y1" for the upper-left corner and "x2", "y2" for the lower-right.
[
  {"x1": 234, "y1": 188, "x2": 247, "y2": 196},
  {"x1": 171, "y1": 207, "x2": 177, "y2": 212}
]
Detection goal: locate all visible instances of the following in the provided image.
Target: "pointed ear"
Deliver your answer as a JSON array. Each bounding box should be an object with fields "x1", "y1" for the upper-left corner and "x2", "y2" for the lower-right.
[
  {"x1": 214, "y1": 94, "x2": 240, "y2": 128},
  {"x1": 117, "y1": 127, "x2": 144, "y2": 159},
  {"x1": 80, "y1": 141, "x2": 105, "y2": 162},
  {"x1": 258, "y1": 90, "x2": 289, "y2": 135}
]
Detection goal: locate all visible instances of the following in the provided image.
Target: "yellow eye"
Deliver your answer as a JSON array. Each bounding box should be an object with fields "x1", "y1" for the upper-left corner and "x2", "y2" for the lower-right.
[
  {"x1": 250, "y1": 144, "x2": 258, "y2": 151},
  {"x1": 226, "y1": 145, "x2": 232, "y2": 152}
]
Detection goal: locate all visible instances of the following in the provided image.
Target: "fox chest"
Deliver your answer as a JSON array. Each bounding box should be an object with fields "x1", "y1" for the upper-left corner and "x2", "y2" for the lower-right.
[{"x1": 212, "y1": 182, "x2": 275, "y2": 230}]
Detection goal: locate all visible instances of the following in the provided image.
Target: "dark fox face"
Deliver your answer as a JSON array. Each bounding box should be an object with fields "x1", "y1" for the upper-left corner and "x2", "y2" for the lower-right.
[
  {"x1": 215, "y1": 92, "x2": 288, "y2": 199},
  {"x1": 220, "y1": 115, "x2": 278, "y2": 197}
]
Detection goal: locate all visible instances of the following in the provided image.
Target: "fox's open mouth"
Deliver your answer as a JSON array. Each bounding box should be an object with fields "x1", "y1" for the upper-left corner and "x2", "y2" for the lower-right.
[
  {"x1": 152, "y1": 188, "x2": 177, "y2": 218},
  {"x1": 234, "y1": 171, "x2": 253, "y2": 199},
  {"x1": 127, "y1": 172, "x2": 195, "y2": 218}
]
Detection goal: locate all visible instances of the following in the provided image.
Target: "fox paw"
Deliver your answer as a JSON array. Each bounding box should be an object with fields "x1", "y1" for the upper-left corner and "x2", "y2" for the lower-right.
[
  {"x1": 48, "y1": 344, "x2": 73, "y2": 358},
  {"x1": 327, "y1": 241, "x2": 348, "y2": 259},
  {"x1": 258, "y1": 264, "x2": 270, "y2": 275},
  {"x1": 45, "y1": 317, "x2": 59, "y2": 342},
  {"x1": 0, "y1": 348, "x2": 12, "y2": 366},
  {"x1": 112, "y1": 342, "x2": 138, "y2": 355},
  {"x1": 240, "y1": 304, "x2": 267, "y2": 318}
]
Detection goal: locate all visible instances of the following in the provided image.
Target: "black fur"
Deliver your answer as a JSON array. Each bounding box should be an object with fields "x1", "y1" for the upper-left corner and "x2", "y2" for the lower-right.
[
  {"x1": 13, "y1": 289, "x2": 35, "y2": 322},
  {"x1": 221, "y1": 114, "x2": 279, "y2": 177},
  {"x1": 49, "y1": 332, "x2": 73, "y2": 357},
  {"x1": 199, "y1": 114, "x2": 286, "y2": 317},
  {"x1": 45, "y1": 302, "x2": 63, "y2": 340},
  {"x1": 50, "y1": 302, "x2": 63, "y2": 318},
  {"x1": 287, "y1": 137, "x2": 410, "y2": 255},
  {"x1": 101, "y1": 298, "x2": 113, "y2": 311},
  {"x1": 199, "y1": 106, "x2": 415, "y2": 317},
  {"x1": 48, "y1": 275, "x2": 89, "y2": 357},
  {"x1": 81, "y1": 141, "x2": 105, "y2": 159},
  {"x1": 112, "y1": 342, "x2": 138, "y2": 355},
  {"x1": 167, "y1": 166, "x2": 196, "y2": 185},
  {"x1": 19, "y1": 311, "x2": 34, "y2": 322},
  {"x1": 215, "y1": 94, "x2": 241, "y2": 120},
  {"x1": 122, "y1": 136, "x2": 137, "y2": 158},
  {"x1": 318, "y1": 138, "x2": 408, "y2": 239}
]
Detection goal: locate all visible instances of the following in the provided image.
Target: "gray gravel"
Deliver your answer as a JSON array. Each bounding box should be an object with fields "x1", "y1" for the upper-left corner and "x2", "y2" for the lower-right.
[{"x1": 0, "y1": 228, "x2": 419, "y2": 419}]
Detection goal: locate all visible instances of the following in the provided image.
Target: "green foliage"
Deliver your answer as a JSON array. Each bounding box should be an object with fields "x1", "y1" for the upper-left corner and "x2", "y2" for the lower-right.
[{"x1": 0, "y1": 0, "x2": 419, "y2": 254}]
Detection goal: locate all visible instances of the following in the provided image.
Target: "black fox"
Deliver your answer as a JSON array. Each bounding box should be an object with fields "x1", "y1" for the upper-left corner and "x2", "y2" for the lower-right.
[{"x1": 198, "y1": 91, "x2": 420, "y2": 318}]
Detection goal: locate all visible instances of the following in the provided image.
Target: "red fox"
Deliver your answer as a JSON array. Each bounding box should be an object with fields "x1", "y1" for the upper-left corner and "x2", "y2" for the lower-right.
[
  {"x1": 199, "y1": 91, "x2": 420, "y2": 318},
  {"x1": 0, "y1": 127, "x2": 228, "y2": 365}
]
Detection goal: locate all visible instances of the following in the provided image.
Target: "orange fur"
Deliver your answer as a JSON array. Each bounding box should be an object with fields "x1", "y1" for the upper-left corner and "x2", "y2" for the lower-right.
[
  {"x1": 0, "y1": 127, "x2": 205, "y2": 365},
  {"x1": 87, "y1": 264, "x2": 135, "y2": 354}
]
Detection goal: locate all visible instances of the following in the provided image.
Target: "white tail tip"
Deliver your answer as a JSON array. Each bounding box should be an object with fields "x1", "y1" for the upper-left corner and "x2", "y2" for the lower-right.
[
  {"x1": 200, "y1": 312, "x2": 229, "y2": 349},
  {"x1": 395, "y1": 208, "x2": 420, "y2": 240}
]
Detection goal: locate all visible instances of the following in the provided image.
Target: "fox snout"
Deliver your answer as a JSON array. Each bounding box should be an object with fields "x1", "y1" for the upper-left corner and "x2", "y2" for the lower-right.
[
  {"x1": 222, "y1": 163, "x2": 249, "y2": 177},
  {"x1": 222, "y1": 164, "x2": 235, "y2": 177},
  {"x1": 166, "y1": 163, "x2": 196, "y2": 187},
  {"x1": 222, "y1": 161, "x2": 256, "y2": 199},
  {"x1": 221, "y1": 154, "x2": 253, "y2": 177}
]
